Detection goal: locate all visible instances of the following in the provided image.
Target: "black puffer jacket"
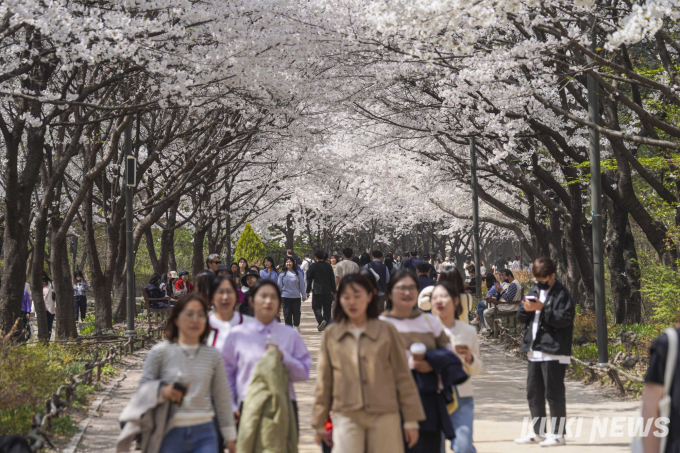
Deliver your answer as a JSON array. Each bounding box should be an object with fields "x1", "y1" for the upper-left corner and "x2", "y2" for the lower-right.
[{"x1": 517, "y1": 280, "x2": 575, "y2": 356}]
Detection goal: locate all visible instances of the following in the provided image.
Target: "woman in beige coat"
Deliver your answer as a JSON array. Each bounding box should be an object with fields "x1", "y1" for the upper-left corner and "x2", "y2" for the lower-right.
[{"x1": 312, "y1": 273, "x2": 425, "y2": 453}]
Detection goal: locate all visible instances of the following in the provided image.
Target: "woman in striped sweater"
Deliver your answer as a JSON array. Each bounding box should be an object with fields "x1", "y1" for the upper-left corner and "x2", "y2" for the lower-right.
[
  {"x1": 139, "y1": 294, "x2": 236, "y2": 453},
  {"x1": 380, "y1": 270, "x2": 468, "y2": 453}
]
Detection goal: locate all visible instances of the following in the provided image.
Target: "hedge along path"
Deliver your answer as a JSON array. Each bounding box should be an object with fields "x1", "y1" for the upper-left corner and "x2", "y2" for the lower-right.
[{"x1": 25, "y1": 323, "x2": 167, "y2": 451}]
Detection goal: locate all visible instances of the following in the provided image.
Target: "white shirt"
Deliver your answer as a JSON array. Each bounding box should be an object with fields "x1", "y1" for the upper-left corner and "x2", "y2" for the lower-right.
[
  {"x1": 480, "y1": 266, "x2": 487, "y2": 276},
  {"x1": 300, "y1": 259, "x2": 311, "y2": 272},
  {"x1": 442, "y1": 321, "x2": 482, "y2": 398},
  {"x1": 207, "y1": 312, "x2": 253, "y2": 351},
  {"x1": 527, "y1": 289, "x2": 571, "y2": 364}
]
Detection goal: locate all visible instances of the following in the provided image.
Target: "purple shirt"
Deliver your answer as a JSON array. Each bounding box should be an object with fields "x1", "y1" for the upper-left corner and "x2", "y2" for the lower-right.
[
  {"x1": 21, "y1": 291, "x2": 31, "y2": 312},
  {"x1": 221, "y1": 318, "x2": 311, "y2": 411}
]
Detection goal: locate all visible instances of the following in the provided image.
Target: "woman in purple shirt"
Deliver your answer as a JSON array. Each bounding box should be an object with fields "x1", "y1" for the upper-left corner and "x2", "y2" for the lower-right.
[{"x1": 221, "y1": 279, "x2": 311, "y2": 425}]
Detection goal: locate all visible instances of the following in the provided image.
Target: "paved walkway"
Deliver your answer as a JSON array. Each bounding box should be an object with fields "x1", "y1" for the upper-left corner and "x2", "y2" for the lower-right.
[
  {"x1": 74, "y1": 302, "x2": 640, "y2": 452},
  {"x1": 471, "y1": 340, "x2": 638, "y2": 452}
]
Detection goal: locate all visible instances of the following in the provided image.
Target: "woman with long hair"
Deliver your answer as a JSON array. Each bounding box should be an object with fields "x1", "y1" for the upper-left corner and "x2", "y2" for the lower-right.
[
  {"x1": 438, "y1": 267, "x2": 471, "y2": 323},
  {"x1": 222, "y1": 280, "x2": 311, "y2": 428},
  {"x1": 329, "y1": 255, "x2": 339, "y2": 272},
  {"x1": 380, "y1": 271, "x2": 467, "y2": 453},
  {"x1": 277, "y1": 257, "x2": 305, "y2": 332},
  {"x1": 359, "y1": 253, "x2": 372, "y2": 268},
  {"x1": 260, "y1": 256, "x2": 279, "y2": 282},
  {"x1": 431, "y1": 282, "x2": 482, "y2": 453},
  {"x1": 232, "y1": 258, "x2": 248, "y2": 291},
  {"x1": 194, "y1": 270, "x2": 215, "y2": 301},
  {"x1": 207, "y1": 275, "x2": 253, "y2": 350},
  {"x1": 135, "y1": 294, "x2": 236, "y2": 453},
  {"x1": 147, "y1": 273, "x2": 169, "y2": 309},
  {"x1": 312, "y1": 273, "x2": 424, "y2": 453},
  {"x1": 384, "y1": 256, "x2": 396, "y2": 276}
]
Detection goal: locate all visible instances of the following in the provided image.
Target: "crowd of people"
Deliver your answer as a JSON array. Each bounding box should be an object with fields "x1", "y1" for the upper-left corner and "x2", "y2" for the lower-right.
[
  {"x1": 109, "y1": 244, "x2": 597, "y2": 453},
  {"x1": 13, "y1": 244, "x2": 680, "y2": 453}
]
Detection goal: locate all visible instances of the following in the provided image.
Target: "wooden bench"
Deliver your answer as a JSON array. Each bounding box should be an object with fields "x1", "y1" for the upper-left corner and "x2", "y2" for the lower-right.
[
  {"x1": 142, "y1": 288, "x2": 171, "y2": 331},
  {"x1": 488, "y1": 286, "x2": 525, "y2": 338}
]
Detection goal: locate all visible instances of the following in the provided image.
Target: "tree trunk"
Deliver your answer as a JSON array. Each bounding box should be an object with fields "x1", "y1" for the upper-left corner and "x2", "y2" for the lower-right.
[
  {"x1": 84, "y1": 188, "x2": 116, "y2": 331},
  {"x1": 0, "y1": 133, "x2": 43, "y2": 335},
  {"x1": 605, "y1": 197, "x2": 633, "y2": 324},
  {"x1": 0, "y1": 218, "x2": 33, "y2": 335},
  {"x1": 193, "y1": 227, "x2": 208, "y2": 279},
  {"x1": 30, "y1": 199, "x2": 51, "y2": 340},
  {"x1": 225, "y1": 212, "x2": 233, "y2": 265},
  {"x1": 160, "y1": 205, "x2": 178, "y2": 273},
  {"x1": 622, "y1": 218, "x2": 642, "y2": 323},
  {"x1": 50, "y1": 220, "x2": 77, "y2": 339},
  {"x1": 112, "y1": 225, "x2": 128, "y2": 323}
]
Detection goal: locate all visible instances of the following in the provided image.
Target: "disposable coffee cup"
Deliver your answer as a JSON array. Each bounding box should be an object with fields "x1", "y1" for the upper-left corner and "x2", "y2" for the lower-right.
[{"x1": 410, "y1": 342, "x2": 427, "y2": 361}]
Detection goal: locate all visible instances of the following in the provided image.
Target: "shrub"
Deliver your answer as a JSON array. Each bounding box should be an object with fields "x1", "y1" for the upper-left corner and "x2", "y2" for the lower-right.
[
  {"x1": 0, "y1": 343, "x2": 84, "y2": 435},
  {"x1": 572, "y1": 309, "x2": 597, "y2": 343},
  {"x1": 234, "y1": 222, "x2": 266, "y2": 265},
  {"x1": 639, "y1": 260, "x2": 680, "y2": 326}
]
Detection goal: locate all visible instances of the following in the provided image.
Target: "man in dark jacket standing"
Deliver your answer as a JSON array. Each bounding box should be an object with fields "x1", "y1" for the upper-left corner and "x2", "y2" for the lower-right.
[
  {"x1": 365, "y1": 250, "x2": 389, "y2": 312},
  {"x1": 416, "y1": 261, "x2": 436, "y2": 291},
  {"x1": 514, "y1": 257, "x2": 574, "y2": 447},
  {"x1": 306, "y1": 250, "x2": 336, "y2": 331},
  {"x1": 402, "y1": 251, "x2": 422, "y2": 274}
]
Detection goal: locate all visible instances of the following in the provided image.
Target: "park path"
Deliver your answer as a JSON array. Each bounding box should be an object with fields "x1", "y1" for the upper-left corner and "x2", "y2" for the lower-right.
[{"x1": 73, "y1": 302, "x2": 639, "y2": 452}]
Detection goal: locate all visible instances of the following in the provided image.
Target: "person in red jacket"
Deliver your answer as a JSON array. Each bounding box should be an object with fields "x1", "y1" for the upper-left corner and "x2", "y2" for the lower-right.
[{"x1": 175, "y1": 270, "x2": 194, "y2": 295}]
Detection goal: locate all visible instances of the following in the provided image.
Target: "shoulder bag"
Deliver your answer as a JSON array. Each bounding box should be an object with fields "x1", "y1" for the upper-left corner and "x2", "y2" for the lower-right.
[{"x1": 631, "y1": 327, "x2": 677, "y2": 453}]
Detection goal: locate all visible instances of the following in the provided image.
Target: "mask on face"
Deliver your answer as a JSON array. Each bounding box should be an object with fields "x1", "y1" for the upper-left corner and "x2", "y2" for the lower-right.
[
  {"x1": 536, "y1": 281, "x2": 550, "y2": 290},
  {"x1": 503, "y1": 279, "x2": 509, "y2": 283}
]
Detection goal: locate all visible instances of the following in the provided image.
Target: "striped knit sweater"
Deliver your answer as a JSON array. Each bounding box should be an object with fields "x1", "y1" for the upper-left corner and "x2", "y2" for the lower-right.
[
  {"x1": 140, "y1": 341, "x2": 236, "y2": 441},
  {"x1": 380, "y1": 310, "x2": 451, "y2": 352}
]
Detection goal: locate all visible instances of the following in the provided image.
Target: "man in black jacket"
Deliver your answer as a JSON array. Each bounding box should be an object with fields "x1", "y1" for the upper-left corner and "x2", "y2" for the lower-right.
[
  {"x1": 514, "y1": 257, "x2": 574, "y2": 447},
  {"x1": 305, "y1": 250, "x2": 336, "y2": 331},
  {"x1": 366, "y1": 250, "x2": 389, "y2": 312}
]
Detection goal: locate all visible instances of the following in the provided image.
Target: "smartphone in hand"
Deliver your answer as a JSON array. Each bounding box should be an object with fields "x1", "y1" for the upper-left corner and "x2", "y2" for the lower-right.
[{"x1": 173, "y1": 382, "x2": 188, "y2": 404}]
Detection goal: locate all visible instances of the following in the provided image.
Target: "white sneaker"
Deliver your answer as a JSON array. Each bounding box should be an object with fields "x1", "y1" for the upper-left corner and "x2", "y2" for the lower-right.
[
  {"x1": 471, "y1": 319, "x2": 480, "y2": 326},
  {"x1": 317, "y1": 320, "x2": 327, "y2": 332},
  {"x1": 295, "y1": 326, "x2": 301, "y2": 334},
  {"x1": 539, "y1": 435, "x2": 566, "y2": 447},
  {"x1": 514, "y1": 433, "x2": 545, "y2": 444}
]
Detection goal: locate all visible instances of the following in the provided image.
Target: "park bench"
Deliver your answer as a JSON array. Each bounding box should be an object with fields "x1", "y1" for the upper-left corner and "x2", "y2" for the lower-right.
[
  {"x1": 142, "y1": 288, "x2": 171, "y2": 331},
  {"x1": 487, "y1": 285, "x2": 525, "y2": 338}
]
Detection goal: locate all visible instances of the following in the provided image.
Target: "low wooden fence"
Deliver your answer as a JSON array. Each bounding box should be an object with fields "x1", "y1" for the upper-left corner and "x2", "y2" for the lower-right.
[{"x1": 25, "y1": 323, "x2": 167, "y2": 450}]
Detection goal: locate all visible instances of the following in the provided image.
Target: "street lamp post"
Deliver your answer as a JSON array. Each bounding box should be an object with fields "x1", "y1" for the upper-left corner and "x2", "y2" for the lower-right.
[
  {"x1": 470, "y1": 137, "x2": 482, "y2": 297},
  {"x1": 124, "y1": 120, "x2": 137, "y2": 338},
  {"x1": 587, "y1": 20, "x2": 608, "y2": 366}
]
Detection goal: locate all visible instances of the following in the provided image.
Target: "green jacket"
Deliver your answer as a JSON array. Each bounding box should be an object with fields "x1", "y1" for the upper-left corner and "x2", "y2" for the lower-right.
[{"x1": 237, "y1": 348, "x2": 298, "y2": 453}]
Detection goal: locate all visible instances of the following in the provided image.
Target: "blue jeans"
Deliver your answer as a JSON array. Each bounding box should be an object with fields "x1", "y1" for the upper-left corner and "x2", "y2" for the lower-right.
[
  {"x1": 476, "y1": 301, "x2": 486, "y2": 326},
  {"x1": 159, "y1": 422, "x2": 218, "y2": 453},
  {"x1": 451, "y1": 396, "x2": 476, "y2": 453},
  {"x1": 441, "y1": 395, "x2": 476, "y2": 453}
]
